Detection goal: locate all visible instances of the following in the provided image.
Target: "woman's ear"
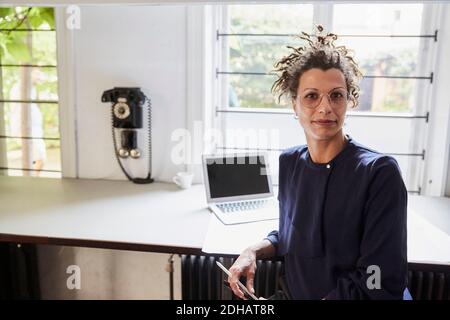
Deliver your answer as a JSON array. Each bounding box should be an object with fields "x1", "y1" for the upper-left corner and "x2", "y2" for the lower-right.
[{"x1": 348, "y1": 96, "x2": 356, "y2": 109}]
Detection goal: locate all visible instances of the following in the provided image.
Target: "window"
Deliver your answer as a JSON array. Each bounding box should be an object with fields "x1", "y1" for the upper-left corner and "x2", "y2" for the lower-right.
[
  {"x1": 215, "y1": 3, "x2": 438, "y2": 194},
  {"x1": 223, "y1": 4, "x2": 313, "y2": 109},
  {"x1": 333, "y1": 4, "x2": 426, "y2": 114},
  {"x1": 0, "y1": 7, "x2": 61, "y2": 178}
]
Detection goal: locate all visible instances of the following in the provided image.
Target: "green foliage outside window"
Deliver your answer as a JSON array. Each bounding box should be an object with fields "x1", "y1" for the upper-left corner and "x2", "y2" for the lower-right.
[
  {"x1": 0, "y1": 7, "x2": 59, "y2": 152},
  {"x1": 227, "y1": 5, "x2": 419, "y2": 112}
]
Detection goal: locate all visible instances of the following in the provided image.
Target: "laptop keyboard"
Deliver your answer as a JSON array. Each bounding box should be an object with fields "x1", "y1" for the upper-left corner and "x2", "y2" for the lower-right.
[
  {"x1": 212, "y1": 198, "x2": 278, "y2": 225},
  {"x1": 216, "y1": 199, "x2": 269, "y2": 213}
]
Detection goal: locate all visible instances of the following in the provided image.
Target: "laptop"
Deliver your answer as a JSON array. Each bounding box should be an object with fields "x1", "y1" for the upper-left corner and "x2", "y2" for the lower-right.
[{"x1": 202, "y1": 152, "x2": 279, "y2": 225}]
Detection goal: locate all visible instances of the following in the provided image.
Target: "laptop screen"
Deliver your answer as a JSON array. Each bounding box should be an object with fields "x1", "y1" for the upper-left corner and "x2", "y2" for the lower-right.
[{"x1": 204, "y1": 154, "x2": 272, "y2": 200}]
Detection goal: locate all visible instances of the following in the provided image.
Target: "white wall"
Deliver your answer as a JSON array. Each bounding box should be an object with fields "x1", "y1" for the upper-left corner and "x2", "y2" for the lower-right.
[
  {"x1": 37, "y1": 245, "x2": 182, "y2": 300},
  {"x1": 65, "y1": 5, "x2": 190, "y2": 182},
  {"x1": 446, "y1": 153, "x2": 450, "y2": 196}
]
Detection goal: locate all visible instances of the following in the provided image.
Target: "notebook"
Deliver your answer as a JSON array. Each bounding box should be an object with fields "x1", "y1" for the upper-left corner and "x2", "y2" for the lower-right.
[{"x1": 202, "y1": 152, "x2": 279, "y2": 225}]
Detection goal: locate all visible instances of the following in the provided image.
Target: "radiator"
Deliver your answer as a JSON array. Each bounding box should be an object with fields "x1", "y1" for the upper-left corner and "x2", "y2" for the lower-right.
[
  {"x1": 181, "y1": 255, "x2": 450, "y2": 300},
  {"x1": 407, "y1": 263, "x2": 450, "y2": 300},
  {"x1": 0, "y1": 243, "x2": 40, "y2": 299},
  {"x1": 181, "y1": 255, "x2": 283, "y2": 300}
]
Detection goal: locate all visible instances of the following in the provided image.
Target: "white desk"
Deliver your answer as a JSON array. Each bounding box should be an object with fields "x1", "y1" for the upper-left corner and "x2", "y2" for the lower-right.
[
  {"x1": 0, "y1": 176, "x2": 212, "y2": 254},
  {"x1": 0, "y1": 176, "x2": 449, "y2": 265}
]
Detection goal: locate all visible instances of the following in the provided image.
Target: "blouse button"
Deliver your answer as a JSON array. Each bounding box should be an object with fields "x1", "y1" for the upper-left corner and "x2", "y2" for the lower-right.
[{"x1": 326, "y1": 164, "x2": 331, "y2": 169}]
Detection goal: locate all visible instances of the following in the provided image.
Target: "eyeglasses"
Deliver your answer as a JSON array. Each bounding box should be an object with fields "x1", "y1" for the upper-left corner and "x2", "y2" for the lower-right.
[{"x1": 296, "y1": 89, "x2": 349, "y2": 109}]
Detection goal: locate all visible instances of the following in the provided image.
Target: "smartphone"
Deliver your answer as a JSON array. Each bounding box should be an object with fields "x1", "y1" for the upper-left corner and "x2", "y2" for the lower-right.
[
  {"x1": 222, "y1": 280, "x2": 257, "y2": 300},
  {"x1": 216, "y1": 261, "x2": 258, "y2": 300}
]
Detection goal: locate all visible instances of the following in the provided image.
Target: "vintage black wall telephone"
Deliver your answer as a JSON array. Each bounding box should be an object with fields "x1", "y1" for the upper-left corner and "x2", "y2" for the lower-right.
[{"x1": 101, "y1": 87, "x2": 154, "y2": 184}]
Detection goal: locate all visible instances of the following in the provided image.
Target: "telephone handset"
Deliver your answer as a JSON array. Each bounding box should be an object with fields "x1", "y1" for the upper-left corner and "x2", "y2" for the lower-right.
[{"x1": 101, "y1": 87, "x2": 154, "y2": 184}]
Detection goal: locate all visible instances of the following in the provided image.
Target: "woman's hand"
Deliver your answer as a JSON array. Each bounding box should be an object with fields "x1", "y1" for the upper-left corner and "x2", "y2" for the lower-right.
[{"x1": 228, "y1": 248, "x2": 257, "y2": 299}]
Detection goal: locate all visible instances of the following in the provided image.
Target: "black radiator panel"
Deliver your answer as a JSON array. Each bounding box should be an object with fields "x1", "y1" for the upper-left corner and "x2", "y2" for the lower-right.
[
  {"x1": 181, "y1": 255, "x2": 284, "y2": 300},
  {"x1": 181, "y1": 255, "x2": 450, "y2": 300},
  {"x1": 408, "y1": 263, "x2": 450, "y2": 300},
  {"x1": 0, "y1": 243, "x2": 40, "y2": 299}
]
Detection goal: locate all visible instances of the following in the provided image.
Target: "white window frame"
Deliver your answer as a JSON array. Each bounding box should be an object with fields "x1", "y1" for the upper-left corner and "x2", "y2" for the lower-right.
[
  {"x1": 55, "y1": 7, "x2": 78, "y2": 178},
  {"x1": 419, "y1": 3, "x2": 450, "y2": 196},
  {"x1": 0, "y1": 65, "x2": 6, "y2": 174}
]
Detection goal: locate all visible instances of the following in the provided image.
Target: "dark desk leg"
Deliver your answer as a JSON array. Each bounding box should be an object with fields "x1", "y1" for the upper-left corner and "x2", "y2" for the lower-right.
[
  {"x1": 166, "y1": 254, "x2": 174, "y2": 300},
  {"x1": 0, "y1": 243, "x2": 40, "y2": 299}
]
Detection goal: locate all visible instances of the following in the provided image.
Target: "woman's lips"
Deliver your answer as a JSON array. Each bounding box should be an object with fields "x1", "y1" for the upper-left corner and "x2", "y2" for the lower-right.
[{"x1": 312, "y1": 120, "x2": 337, "y2": 126}]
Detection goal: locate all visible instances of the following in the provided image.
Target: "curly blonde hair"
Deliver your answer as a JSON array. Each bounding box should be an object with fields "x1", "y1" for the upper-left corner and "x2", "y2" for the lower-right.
[{"x1": 271, "y1": 25, "x2": 363, "y2": 108}]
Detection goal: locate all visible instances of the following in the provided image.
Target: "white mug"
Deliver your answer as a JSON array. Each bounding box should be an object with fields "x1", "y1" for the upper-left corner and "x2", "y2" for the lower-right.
[{"x1": 172, "y1": 172, "x2": 194, "y2": 189}]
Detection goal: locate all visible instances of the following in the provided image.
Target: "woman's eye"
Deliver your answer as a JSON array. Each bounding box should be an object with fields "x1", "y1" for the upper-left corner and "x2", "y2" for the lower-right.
[
  {"x1": 330, "y1": 92, "x2": 344, "y2": 99},
  {"x1": 305, "y1": 93, "x2": 318, "y2": 99}
]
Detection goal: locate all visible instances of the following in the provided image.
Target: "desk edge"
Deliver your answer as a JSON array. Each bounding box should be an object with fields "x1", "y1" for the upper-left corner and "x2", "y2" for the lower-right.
[{"x1": 0, "y1": 233, "x2": 204, "y2": 256}]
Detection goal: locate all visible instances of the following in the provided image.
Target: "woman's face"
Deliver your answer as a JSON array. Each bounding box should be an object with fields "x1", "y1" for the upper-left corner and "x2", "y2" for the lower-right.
[{"x1": 292, "y1": 68, "x2": 349, "y2": 142}]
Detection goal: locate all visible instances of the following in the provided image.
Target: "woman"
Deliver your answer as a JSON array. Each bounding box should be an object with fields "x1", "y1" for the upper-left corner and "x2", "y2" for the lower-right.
[{"x1": 228, "y1": 26, "x2": 408, "y2": 300}]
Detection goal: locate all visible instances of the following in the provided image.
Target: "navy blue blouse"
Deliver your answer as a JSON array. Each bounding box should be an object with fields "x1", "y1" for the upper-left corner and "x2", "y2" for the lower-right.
[{"x1": 266, "y1": 135, "x2": 408, "y2": 299}]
